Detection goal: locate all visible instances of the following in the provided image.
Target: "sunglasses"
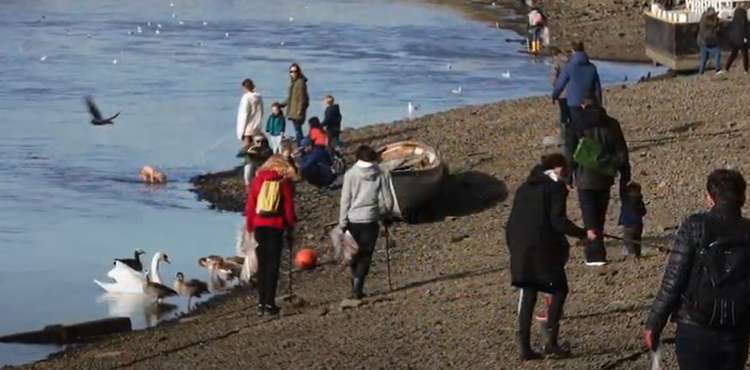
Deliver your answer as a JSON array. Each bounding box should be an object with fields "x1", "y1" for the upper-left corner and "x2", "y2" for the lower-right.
[{"x1": 289, "y1": 70, "x2": 299, "y2": 74}]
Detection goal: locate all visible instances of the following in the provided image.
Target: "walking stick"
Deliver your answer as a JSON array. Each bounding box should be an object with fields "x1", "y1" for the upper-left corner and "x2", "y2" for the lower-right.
[
  {"x1": 384, "y1": 224, "x2": 393, "y2": 292},
  {"x1": 287, "y1": 231, "x2": 294, "y2": 297}
]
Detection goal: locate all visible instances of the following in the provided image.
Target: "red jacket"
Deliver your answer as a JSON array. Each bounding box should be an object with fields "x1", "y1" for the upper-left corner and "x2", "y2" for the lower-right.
[{"x1": 246, "y1": 169, "x2": 297, "y2": 232}]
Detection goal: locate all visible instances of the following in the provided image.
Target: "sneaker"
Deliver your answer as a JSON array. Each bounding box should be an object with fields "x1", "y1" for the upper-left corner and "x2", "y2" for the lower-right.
[
  {"x1": 716, "y1": 70, "x2": 725, "y2": 75},
  {"x1": 256, "y1": 304, "x2": 265, "y2": 317},
  {"x1": 585, "y1": 260, "x2": 608, "y2": 267}
]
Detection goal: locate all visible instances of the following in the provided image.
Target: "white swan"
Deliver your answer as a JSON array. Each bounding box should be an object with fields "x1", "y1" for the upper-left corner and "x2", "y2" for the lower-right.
[{"x1": 94, "y1": 251, "x2": 170, "y2": 294}]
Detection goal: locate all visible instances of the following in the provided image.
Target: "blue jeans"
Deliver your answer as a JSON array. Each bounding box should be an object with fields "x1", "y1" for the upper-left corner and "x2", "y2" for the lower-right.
[
  {"x1": 699, "y1": 45, "x2": 721, "y2": 74},
  {"x1": 290, "y1": 118, "x2": 305, "y2": 146}
]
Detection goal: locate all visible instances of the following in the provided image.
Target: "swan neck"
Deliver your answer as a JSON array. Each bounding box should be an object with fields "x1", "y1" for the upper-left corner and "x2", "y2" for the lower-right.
[{"x1": 150, "y1": 253, "x2": 161, "y2": 283}]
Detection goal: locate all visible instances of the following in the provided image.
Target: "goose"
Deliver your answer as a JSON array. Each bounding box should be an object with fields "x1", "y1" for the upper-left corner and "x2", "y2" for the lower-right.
[
  {"x1": 143, "y1": 271, "x2": 177, "y2": 304},
  {"x1": 174, "y1": 272, "x2": 209, "y2": 309},
  {"x1": 198, "y1": 255, "x2": 242, "y2": 279},
  {"x1": 113, "y1": 248, "x2": 146, "y2": 271},
  {"x1": 94, "y1": 251, "x2": 170, "y2": 293}
]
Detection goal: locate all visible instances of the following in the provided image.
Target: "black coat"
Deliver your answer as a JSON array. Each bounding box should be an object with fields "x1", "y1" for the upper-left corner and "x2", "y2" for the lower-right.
[
  {"x1": 565, "y1": 105, "x2": 631, "y2": 191},
  {"x1": 646, "y1": 206, "x2": 750, "y2": 334},
  {"x1": 506, "y1": 166, "x2": 586, "y2": 292},
  {"x1": 728, "y1": 7, "x2": 749, "y2": 47},
  {"x1": 322, "y1": 104, "x2": 342, "y2": 132}
]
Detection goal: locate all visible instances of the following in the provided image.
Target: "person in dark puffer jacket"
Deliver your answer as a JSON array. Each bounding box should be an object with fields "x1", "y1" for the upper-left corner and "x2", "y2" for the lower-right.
[
  {"x1": 726, "y1": 6, "x2": 749, "y2": 72},
  {"x1": 506, "y1": 154, "x2": 592, "y2": 361},
  {"x1": 645, "y1": 169, "x2": 750, "y2": 370},
  {"x1": 564, "y1": 101, "x2": 631, "y2": 266}
]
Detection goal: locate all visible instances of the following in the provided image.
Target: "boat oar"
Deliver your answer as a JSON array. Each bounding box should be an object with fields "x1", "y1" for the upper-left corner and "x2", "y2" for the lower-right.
[{"x1": 602, "y1": 233, "x2": 672, "y2": 253}]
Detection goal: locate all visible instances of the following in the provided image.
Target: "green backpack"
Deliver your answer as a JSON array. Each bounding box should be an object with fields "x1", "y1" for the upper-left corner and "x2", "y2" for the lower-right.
[{"x1": 573, "y1": 137, "x2": 617, "y2": 177}]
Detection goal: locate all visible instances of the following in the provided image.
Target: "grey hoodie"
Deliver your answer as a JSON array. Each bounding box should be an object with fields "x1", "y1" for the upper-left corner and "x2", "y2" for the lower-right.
[{"x1": 339, "y1": 160, "x2": 394, "y2": 227}]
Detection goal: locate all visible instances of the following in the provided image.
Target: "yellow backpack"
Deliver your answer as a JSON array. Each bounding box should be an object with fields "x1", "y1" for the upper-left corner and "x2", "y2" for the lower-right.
[{"x1": 256, "y1": 179, "x2": 282, "y2": 216}]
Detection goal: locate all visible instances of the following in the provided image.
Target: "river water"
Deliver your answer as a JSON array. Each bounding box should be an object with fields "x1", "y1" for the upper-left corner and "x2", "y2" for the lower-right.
[{"x1": 0, "y1": 0, "x2": 663, "y2": 365}]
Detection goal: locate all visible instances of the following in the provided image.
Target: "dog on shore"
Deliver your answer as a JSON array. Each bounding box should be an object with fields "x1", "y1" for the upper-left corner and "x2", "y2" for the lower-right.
[{"x1": 139, "y1": 166, "x2": 167, "y2": 184}]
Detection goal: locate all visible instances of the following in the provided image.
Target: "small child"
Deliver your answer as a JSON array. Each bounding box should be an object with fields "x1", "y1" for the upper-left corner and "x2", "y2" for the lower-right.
[
  {"x1": 321, "y1": 95, "x2": 342, "y2": 148},
  {"x1": 618, "y1": 182, "x2": 647, "y2": 257},
  {"x1": 266, "y1": 102, "x2": 286, "y2": 154},
  {"x1": 307, "y1": 116, "x2": 328, "y2": 148}
]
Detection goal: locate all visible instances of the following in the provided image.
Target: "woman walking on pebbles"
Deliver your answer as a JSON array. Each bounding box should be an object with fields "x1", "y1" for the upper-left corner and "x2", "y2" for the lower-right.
[
  {"x1": 279, "y1": 63, "x2": 309, "y2": 146},
  {"x1": 338, "y1": 145, "x2": 393, "y2": 299},
  {"x1": 246, "y1": 156, "x2": 297, "y2": 317},
  {"x1": 505, "y1": 154, "x2": 593, "y2": 360}
]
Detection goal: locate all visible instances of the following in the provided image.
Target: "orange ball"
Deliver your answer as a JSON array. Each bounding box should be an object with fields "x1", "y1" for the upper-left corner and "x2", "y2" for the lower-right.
[{"x1": 294, "y1": 248, "x2": 318, "y2": 270}]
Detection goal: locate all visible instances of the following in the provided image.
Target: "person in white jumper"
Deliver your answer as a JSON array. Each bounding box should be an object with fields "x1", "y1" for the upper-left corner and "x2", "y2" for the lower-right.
[{"x1": 236, "y1": 79, "x2": 264, "y2": 147}]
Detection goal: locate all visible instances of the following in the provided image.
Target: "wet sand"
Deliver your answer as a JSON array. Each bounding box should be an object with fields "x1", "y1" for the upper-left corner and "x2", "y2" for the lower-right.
[
  {"x1": 427, "y1": 0, "x2": 649, "y2": 62},
  {"x1": 15, "y1": 70, "x2": 750, "y2": 369}
]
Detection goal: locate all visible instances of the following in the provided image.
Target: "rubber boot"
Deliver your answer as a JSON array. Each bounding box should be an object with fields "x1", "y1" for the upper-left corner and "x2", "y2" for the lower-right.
[
  {"x1": 517, "y1": 330, "x2": 542, "y2": 361},
  {"x1": 542, "y1": 323, "x2": 571, "y2": 358},
  {"x1": 352, "y1": 277, "x2": 365, "y2": 300}
]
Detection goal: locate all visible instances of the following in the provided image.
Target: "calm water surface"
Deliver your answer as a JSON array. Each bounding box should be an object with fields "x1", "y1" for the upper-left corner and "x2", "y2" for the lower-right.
[{"x1": 0, "y1": 0, "x2": 663, "y2": 365}]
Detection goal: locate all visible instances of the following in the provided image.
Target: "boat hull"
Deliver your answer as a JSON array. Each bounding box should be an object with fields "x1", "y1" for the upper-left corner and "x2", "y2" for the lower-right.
[{"x1": 388, "y1": 162, "x2": 446, "y2": 219}]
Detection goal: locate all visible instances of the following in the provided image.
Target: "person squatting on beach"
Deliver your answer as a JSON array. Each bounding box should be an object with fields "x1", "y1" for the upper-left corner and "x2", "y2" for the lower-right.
[
  {"x1": 549, "y1": 46, "x2": 570, "y2": 151},
  {"x1": 279, "y1": 63, "x2": 310, "y2": 146},
  {"x1": 697, "y1": 7, "x2": 723, "y2": 75},
  {"x1": 266, "y1": 102, "x2": 286, "y2": 154},
  {"x1": 618, "y1": 182, "x2": 647, "y2": 257},
  {"x1": 506, "y1": 154, "x2": 593, "y2": 360},
  {"x1": 236, "y1": 78, "x2": 264, "y2": 147},
  {"x1": 297, "y1": 138, "x2": 336, "y2": 188},
  {"x1": 307, "y1": 116, "x2": 328, "y2": 148},
  {"x1": 564, "y1": 101, "x2": 631, "y2": 266},
  {"x1": 725, "y1": 5, "x2": 749, "y2": 73},
  {"x1": 338, "y1": 145, "x2": 394, "y2": 299},
  {"x1": 240, "y1": 134, "x2": 273, "y2": 186},
  {"x1": 645, "y1": 169, "x2": 750, "y2": 370},
  {"x1": 552, "y1": 41, "x2": 602, "y2": 132},
  {"x1": 245, "y1": 156, "x2": 297, "y2": 317},
  {"x1": 321, "y1": 94, "x2": 342, "y2": 149}
]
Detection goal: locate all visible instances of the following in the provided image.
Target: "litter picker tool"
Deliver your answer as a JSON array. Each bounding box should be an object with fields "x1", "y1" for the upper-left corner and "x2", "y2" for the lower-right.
[{"x1": 384, "y1": 224, "x2": 393, "y2": 292}]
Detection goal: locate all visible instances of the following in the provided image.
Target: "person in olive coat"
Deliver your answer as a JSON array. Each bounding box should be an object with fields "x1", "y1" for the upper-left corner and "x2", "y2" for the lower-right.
[
  {"x1": 726, "y1": 6, "x2": 749, "y2": 72},
  {"x1": 506, "y1": 154, "x2": 593, "y2": 360},
  {"x1": 279, "y1": 63, "x2": 310, "y2": 146}
]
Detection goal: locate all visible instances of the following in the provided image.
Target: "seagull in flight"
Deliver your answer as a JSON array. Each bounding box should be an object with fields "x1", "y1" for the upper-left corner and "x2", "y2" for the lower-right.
[{"x1": 85, "y1": 96, "x2": 120, "y2": 126}]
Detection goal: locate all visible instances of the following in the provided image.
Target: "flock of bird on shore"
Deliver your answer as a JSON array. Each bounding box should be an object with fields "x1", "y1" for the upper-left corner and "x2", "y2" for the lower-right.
[{"x1": 94, "y1": 247, "x2": 254, "y2": 311}]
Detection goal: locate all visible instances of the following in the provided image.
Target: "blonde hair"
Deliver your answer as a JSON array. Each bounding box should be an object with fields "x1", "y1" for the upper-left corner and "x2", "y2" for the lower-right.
[
  {"x1": 324, "y1": 95, "x2": 335, "y2": 105},
  {"x1": 259, "y1": 155, "x2": 299, "y2": 180}
]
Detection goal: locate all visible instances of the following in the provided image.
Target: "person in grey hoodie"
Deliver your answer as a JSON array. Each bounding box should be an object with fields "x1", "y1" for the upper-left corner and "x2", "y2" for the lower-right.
[{"x1": 338, "y1": 145, "x2": 394, "y2": 299}]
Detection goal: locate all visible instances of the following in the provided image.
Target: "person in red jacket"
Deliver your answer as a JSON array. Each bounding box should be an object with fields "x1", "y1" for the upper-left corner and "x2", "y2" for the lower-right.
[{"x1": 246, "y1": 155, "x2": 297, "y2": 317}]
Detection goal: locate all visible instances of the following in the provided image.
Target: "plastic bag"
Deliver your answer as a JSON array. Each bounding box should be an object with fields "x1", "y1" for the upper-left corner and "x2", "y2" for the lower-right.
[
  {"x1": 330, "y1": 227, "x2": 359, "y2": 265},
  {"x1": 235, "y1": 225, "x2": 258, "y2": 257},
  {"x1": 650, "y1": 347, "x2": 662, "y2": 370}
]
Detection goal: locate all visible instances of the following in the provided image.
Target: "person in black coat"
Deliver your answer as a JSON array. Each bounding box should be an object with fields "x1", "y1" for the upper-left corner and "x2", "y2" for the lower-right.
[
  {"x1": 726, "y1": 6, "x2": 749, "y2": 72},
  {"x1": 506, "y1": 154, "x2": 592, "y2": 360},
  {"x1": 321, "y1": 95, "x2": 342, "y2": 148}
]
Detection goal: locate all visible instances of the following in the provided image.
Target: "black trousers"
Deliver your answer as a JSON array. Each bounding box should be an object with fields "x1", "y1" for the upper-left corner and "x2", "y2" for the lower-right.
[
  {"x1": 254, "y1": 227, "x2": 284, "y2": 307},
  {"x1": 348, "y1": 222, "x2": 380, "y2": 280},
  {"x1": 675, "y1": 323, "x2": 749, "y2": 370},
  {"x1": 622, "y1": 225, "x2": 642, "y2": 257},
  {"x1": 518, "y1": 287, "x2": 568, "y2": 349},
  {"x1": 726, "y1": 44, "x2": 749, "y2": 72},
  {"x1": 578, "y1": 189, "x2": 610, "y2": 262}
]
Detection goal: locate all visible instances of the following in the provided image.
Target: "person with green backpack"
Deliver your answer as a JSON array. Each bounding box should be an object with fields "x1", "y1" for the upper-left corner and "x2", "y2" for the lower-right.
[{"x1": 564, "y1": 100, "x2": 630, "y2": 266}]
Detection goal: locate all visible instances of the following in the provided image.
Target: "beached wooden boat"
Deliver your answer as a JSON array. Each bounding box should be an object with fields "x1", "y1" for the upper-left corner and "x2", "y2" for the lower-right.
[
  {"x1": 645, "y1": 1, "x2": 743, "y2": 70},
  {"x1": 378, "y1": 141, "x2": 447, "y2": 219}
]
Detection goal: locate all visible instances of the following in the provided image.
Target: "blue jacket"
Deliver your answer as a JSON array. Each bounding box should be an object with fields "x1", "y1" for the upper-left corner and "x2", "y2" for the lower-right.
[
  {"x1": 618, "y1": 193, "x2": 646, "y2": 227},
  {"x1": 300, "y1": 147, "x2": 335, "y2": 187},
  {"x1": 552, "y1": 51, "x2": 602, "y2": 108}
]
